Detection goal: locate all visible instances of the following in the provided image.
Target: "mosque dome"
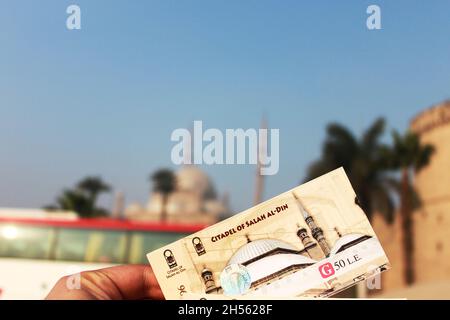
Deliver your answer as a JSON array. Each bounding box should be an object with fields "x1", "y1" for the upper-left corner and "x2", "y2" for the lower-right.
[
  {"x1": 246, "y1": 253, "x2": 317, "y2": 284},
  {"x1": 126, "y1": 203, "x2": 143, "y2": 213},
  {"x1": 329, "y1": 233, "x2": 372, "y2": 256},
  {"x1": 176, "y1": 166, "x2": 214, "y2": 198},
  {"x1": 228, "y1": 239, "x2": 298, "y2": 266}
]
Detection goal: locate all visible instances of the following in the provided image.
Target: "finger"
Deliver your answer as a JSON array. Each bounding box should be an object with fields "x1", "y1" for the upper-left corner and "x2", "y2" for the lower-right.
[
  {"x1": 88, "y1": 264, "x2": 164, "y2": 300},
  {"x1": 46, "y1": 264, "x2": 164, "y2": 300}
]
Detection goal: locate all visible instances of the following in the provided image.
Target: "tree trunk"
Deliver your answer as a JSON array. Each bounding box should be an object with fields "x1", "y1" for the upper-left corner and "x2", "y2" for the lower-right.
[
  {"x1": 161, "y1": 193, "x2": 167, "y2": 222},
  {"x1": 89, "y1": 194, "x2": 97, "y2": 216},
  {"x1": 400, "y1": 168, "x2": 414, "y2": 285}
]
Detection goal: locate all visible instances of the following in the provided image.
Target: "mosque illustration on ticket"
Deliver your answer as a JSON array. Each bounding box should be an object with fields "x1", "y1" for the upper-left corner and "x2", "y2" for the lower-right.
[{"x1": 147, "y1": 167, "x2": 391, "y2": 299}]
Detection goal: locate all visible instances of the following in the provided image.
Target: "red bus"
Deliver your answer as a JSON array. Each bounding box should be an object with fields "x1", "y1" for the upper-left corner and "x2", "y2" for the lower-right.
[{"x1": 0, "y1": 212, "x2": 205, "y2": 299}]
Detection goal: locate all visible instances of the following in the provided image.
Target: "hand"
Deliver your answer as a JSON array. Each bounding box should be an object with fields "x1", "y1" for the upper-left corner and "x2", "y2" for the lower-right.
[{"x1": 46, "y1": 264, "x2": 164, "y2": 300}]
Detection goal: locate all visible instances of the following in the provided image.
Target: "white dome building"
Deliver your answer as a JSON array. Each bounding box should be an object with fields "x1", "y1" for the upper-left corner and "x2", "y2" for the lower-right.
[
  {"x1": 176, "y1": 166, "x2": 213, "y2": 197},
  {"x1": 226, "y1": 238, "x2": 317, "y2": 291},
  {"x1": 228, "y1": 239, "x2": 299, "y2": 265},
  {"x1": 329, "y1": 233, "x2": 372, "y2": 256},
  {"x1": 126, "y1": 166, "x2": 228, "y2": 224}
]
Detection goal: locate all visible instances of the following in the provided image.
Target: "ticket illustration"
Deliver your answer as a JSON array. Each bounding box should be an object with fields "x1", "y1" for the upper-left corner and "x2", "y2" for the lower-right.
[{"x1": 147, "y1": 167, "x2": 390, "y2": 299}]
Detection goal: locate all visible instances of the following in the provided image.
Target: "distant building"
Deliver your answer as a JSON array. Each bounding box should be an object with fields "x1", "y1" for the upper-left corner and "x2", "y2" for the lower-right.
[
  {"x1": 125, "y1": 166, "x2": 229, "y2": 224},
  {"x1": 372, "y1": 100, "x2": 450, "y2": 298}
]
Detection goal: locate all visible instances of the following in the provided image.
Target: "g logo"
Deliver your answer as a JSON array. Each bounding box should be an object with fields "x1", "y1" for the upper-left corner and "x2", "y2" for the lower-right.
[{"x1": 318, "y1": 262, "x2": 335, "y2": 278}]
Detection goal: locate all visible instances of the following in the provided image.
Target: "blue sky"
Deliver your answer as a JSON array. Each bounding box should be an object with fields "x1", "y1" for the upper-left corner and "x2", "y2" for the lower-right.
[{"x1": 0, "y1": 1, "x2": 449, "y2": 213}]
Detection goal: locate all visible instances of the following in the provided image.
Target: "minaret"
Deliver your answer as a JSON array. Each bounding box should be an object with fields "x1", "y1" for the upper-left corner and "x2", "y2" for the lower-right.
[
  {"x1": 253, "y1": 117, "x2": 267, "y2": 205},
  {"x1": 334, "y1": 227, "x2": 342, "y2": 238},
  {"x1": 185, "y1": 123, "x2": 194, "y2": 165},
  {"x1": 201, "y1": 268, "x2": 218, "y2": 293},
  {"x1": 297, "y1": 226, "x2": 315, "y2": 248},
  {"x1": 293, "y1": 193, "x2": 331, "y2": 257},
  {"x1": 221, "y1": 191, "x2": 231, "y2": 217},
  {"x1": 112, "y1": 191, "x2": 125, "y2": 219}
]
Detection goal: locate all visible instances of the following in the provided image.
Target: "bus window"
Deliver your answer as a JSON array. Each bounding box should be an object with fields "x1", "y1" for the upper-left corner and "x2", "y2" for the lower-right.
[
  {"x1": 128, "y1": 231, "x2": 188, "y2": 264},
  {"x1": 55, "y1": 229, "x2": 127, "y2": 264},
  {"x1": 0, "y1": 224, "x2": 54, "y2": 260}
]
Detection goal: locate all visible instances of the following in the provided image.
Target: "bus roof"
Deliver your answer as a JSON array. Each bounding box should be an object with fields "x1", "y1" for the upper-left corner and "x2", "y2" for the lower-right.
[
  {"x1": 0, "y1": 216, "x2": 207, "y2": 233},
  {"x1": 0, "y1": 208, "x2": 78, "y2": 219}
]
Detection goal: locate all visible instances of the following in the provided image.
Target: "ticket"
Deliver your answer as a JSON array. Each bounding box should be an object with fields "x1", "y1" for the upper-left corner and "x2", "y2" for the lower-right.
[{"x1": 147, "y1": 167, "x2": 390, "y2": 299}]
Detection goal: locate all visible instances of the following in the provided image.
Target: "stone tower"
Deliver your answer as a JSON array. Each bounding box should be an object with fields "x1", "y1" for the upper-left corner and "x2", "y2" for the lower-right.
[
  {"x1": 371, "y1": 100, "x2": 450, "y2": 297},
  {"x1": 409, "y1": 100, "x2": 450, "y2": 284}
]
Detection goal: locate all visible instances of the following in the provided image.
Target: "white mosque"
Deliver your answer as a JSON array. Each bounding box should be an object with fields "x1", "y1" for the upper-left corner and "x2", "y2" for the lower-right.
[{"x1": 125, "y1": 166, "x2": 229, "y2": 224}]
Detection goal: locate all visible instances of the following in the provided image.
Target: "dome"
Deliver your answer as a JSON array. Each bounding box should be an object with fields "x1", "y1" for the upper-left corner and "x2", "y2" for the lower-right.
[
  {"x1": 176, "y1": 166, "x2": 212, "y2": 197},
  {"x1": 228, "y1": 239, "x2": 297, "y2": 266},
  {"x1": 329, "y1": 233, "x2": 371, "y2": 256},
  {"x1": 126, "y1": 203, "x2": 143, "y2": 213},
  {"x1": 246, "y1": 253, "x2": 317, "y2": 284}
]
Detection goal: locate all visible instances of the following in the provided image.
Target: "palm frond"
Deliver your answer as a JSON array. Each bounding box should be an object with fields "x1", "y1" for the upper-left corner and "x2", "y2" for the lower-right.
[
  {"x1": 151, "y1": 168, "x2": 176, "y2": 194},
  {"x1": 415, "y1": 144, "x2": 435, "y2": 172},
  {"x1": 371, "y1": 184, "x2": 395, "y2": 223},
  {"x1": 362, "y1": 117, "x2": 386, "y2": 152}
]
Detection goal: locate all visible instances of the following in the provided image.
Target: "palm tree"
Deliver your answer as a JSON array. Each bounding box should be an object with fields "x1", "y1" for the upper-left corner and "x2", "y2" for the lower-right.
[
  {"x1": 380, "y1": 130, "x2": 434, "y2": 285},
  {"x1": 305, "y1": 118, "x2": 394, "y2": 222},
  {"x1": 77, "y1": 176, "x2": 111, "y2": 205},
  {"x1": 151, "y1": 169, "x2": 176, "y2": 222},
  {"x1": 45, "y1": 176, "x2": 111, "y2": 218},
  {"x1": 56, "y1": 189, "x2": 92, "y2": 217}
]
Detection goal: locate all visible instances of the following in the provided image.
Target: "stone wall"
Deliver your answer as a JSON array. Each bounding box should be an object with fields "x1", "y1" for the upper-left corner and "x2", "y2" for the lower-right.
[{"x1": 371, "y1": 101, "x2": 450, "y2": 296}]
